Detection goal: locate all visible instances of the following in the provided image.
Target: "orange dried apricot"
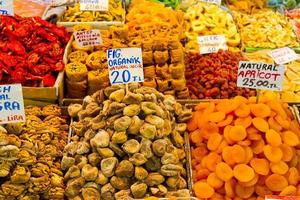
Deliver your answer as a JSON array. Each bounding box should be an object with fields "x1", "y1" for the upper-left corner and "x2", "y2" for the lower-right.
[
  {"x1": 267, "y1": 101, "x2": 287, "y2": 119},
  {"x1": 252, "y1": 117, "x2": 269, "y2": 132},
  {"x1": 268, "y1": 117, "x2": 283, "y2": 132},
  {"x1": 289, "y1": 120, "x2": 300, "y2": 136},
  {"x1": 189, "y1": 129, "x2": 202, "y2": 145},
  {"x1": 235, "y1": 184, "x2": 255, "y2": 199},
  {"x1": 228, "y1": 125, "x2": 247, "y2": 142},
  {"x1": 216, "y1": 99, "x2": 239, "y2": 114},
  {"x1": 234, "y1": 116, "x2": 252, "y2": 128},
  {"x1": 238, "y1": 139, "x2": 251, "y2": 146},
  {"x1": 270, "y1": 161, "x2": 289, "y2": 175},
  {"x1": 207, "y1": 172, "x2": 224, "y2": 189},
  {"x1": 250, "y1": 103, "x2": 271, "y2": 118},
  {"x1": 233, "y1": 164, "x2": 255, "y2": 182},
  {"x1": 217, "y1": 114, "x2": 233, "y2": 127},
  {"x1": 243, "y1": 146, "x2": 253, "y2": 164},
  {"x1": 188, "y1": 111, "x2": 202, "y2": 132},
  {"x1": 275, "y1": 115, "x2": 290, "y2": 129},
  {"x1": 210, "y1": 192, "x2": 224, "y2": 200},
  {"x1": 289, "y1": 154, "x2": 298, "y2": 168},
  {"x1": 282, "y1": 131, "x2": 300, "y2": 146},
  {"x1": 247, "y1": 128, "x2": 262, "y2": 141},
  {"x1": 280, "y1": 144, "x2": 294, "y2": 162},
  {"x1": 224, "y1": 179, "x2": 235, "y2": 198},
  {"x1": 216, "y1": 140, "x2": 228, "y2": 154},
  {"x1": 207, "y1": 133, "x2": 223, "y2": 151},
  {"x1": 250, "y1": 139, "x2": 265, "y2": 154},
  {"x1": 224, "y1": 125, "x2": 235, "y2": 145},
  {"x1": 200, "y1": 122, "x2": 219, "y2": 140},
  {"x1": 193, "y1": 182, "x2": 215, "y2": 199},
  {"x1": 287, "y1": 167, "x2": 299, "y2": 185},
  {"x1": 195, "y1": 102, "x2": 210, "y2": 111},
  {"x1": 234, "y1": 96, "x2": 248, "y2": 103},
  {"x1": 209, "y1": 111, "x2": 226, "y2": 123},
  {"x1": 191, "y1": 145, "x2": 208, "y2": 162},
  {"x1": 234, "y1": 103, "x2": 251, "y2": 118},
  {"x1": 265, "y1": 174, "x2": 288, "y2": 192},
  {"x1": 255, "y1": 185, "x2": 272, "y2": 197},
  {"x1": 195, "y1": 168, "x2": 210, "y2": 181},
  {"x1": 205, "y1": 152, "x2": 222, "y2": 171},
  {"x1": 265, "y1": 129, "x2": 282, "y2": 147},
  {"x1": 250, "y1": 158, "x2": 269, "y2": 175},
  {"x1": 263, "y1": 145, "x2": 283, "y2": 163},
  {"x1": 231, "y1": 144, "x2": 246, "y2": 164},
  {"x1": 279, "y1": 185, "x2": 297, "y2": 196},
  {"x1": 239, "y1": 174, "x2": 258, "y2": 187},
  {"x1": 203, "y1": 102, "x2": 216, "y2": 115},
  {"x1": 215, "y1": 162, "x2": 233, "y2": 181},
  {"x1": 222, "y1": 146, "x2": 235, "y2": 166}
]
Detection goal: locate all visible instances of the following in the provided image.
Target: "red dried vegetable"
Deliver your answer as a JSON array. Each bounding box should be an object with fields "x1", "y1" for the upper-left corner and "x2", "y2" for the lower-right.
[
  {"x1": 0, "y1": 15, "x2": 70, "y2": 87},
  {"x1": 185, "y1": 50, "x2": 256, "y2": 99}
]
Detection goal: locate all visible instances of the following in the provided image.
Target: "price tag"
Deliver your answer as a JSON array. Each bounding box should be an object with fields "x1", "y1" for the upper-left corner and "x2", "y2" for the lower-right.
[
  {"x1": 269, "y1": 47, "x2": 299, "y2": 65},
  {"x1": 0, "y1": 84, "x2": 25, "y2": 124},
  {"x1": 107, "y1": 48, "x2": 144, "y2": 85},
  {"x1": 265, "y1": 195, "x2": 300, "y2": 200},
  {"x1": 80, "y1": 0, "x2": 109, "y2": 11},
  {"x1": 197, "y1": 35, "x2": 227, "y2": 54},
  {"x1": 237, "y1": 61, "x2": 285, "y2": 91},
  {"x1": 200, "y1": 0, "x2": 221, "y2": 5},
  {"x1": 74, "y1": 30, "x2": 103, "y2": 48},
  {"x1": 0, "y1": 0, "x2": 14, "y2": 16}
]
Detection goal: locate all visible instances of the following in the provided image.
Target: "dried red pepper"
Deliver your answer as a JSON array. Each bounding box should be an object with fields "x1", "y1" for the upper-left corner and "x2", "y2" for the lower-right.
[
  {"x1": 185, "y1": 50, "x2": 256, "y2": 99},
  {"x1": 0, "y1": 15, "x2": 70, "y2": 87}
]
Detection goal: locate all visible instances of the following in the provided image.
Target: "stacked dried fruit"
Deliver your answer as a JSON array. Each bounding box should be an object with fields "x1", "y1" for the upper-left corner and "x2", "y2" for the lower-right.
[
  {"x1": 0, "y1": 15, "x2": 69, "y2": 87},
  {"x1": 226, "y1": 0, "x2": 266, "y2": 13},
  {"x1": 286, "y1": 8, "x2": 300, "y2": 41},
  {"x1": 184, "y1": 2, "x2": 241, "y2": 52},
  {"x1": 0, "y1": 105, "x2": 68, "y2": 199},
  {"x1": 60, "y1": 0, "x2": 125, "y2": 22},
  {"x1": 185, "y1": 51, "x2": 256, "y2": 99},
  {"x1": 65, "y1": 25, "x2": 128, "y2": 98},
  {"x1": 62, "y1": 84, "x2": 192, "y2": 199},
  {"x1": 126, "y1": 0, "x2": 189, "y2": 98},
  {"x1": 188, "y1": 96, "x2": 300, "y2": 199}
]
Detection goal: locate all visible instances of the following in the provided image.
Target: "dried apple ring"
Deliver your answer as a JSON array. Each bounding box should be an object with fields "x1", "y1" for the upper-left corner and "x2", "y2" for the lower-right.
[{"x1": 233, "y1": 164, "x2": 255, "y2": 182}]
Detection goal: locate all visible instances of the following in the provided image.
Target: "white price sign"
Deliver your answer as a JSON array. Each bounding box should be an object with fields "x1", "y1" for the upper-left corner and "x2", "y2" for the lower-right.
[
  {"x1": 198, "y1": 35, "x2": 227, "y2": 54},
  {"x1": 0, "y1": 84, "x2": 25, "y2": 124},
  {"x1": 269, "y1": 47, "x2": 299, "y2": 65},
  {"x1": 107, "y1": 48, "x2": 144, "y2": 85},
  {"x1": 74, "y1": 30, "x2": 103, "y2": 48},
  {"x1": 0, "y1": 0, "x2": 14, "y2": 16},
  {"x1": 80, "y1": 0, "x2": 109, "y2": 11},
  {"x1": 237, "y1": 61, "x2": 285, "y2": 91},
  {"x1": 200, "y1": 0, "x2": 221, "y2": 5}
]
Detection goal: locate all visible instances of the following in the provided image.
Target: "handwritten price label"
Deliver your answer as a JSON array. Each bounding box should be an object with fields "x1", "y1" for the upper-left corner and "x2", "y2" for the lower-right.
[
  {"x1": 0, "y1": 84, "x2": 25, "y2": 124},
  {"x1": 80, "y1": 0, "x2": 109, "y2": 11},
  {"x1": 198, "y1": 35, "x2": 227, "y2": 54},
  {"x1": 107, "y1": 48, "x2": 144, "y2": 85},
  {"x1": 269, "y1": 47, "x2": 299, "y2": 65},
  {"x1": 237, "y1": 61, "x2": 285, "y2": 91},
  {"x1": 200, "y1": 0, "x2": 221, "y2": 5},
  {"x1": 74, "y1": 30, "x2": 103, "y2": 48},
  {"x1": 0, "y1": 0, "x2": 14, "y2": 16}
]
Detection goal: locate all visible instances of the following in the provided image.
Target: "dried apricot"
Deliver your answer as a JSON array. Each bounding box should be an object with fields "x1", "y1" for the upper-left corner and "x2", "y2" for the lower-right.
[
  {"x1": 247, "y1": 128, "x2": 262, "y2": 141},
  {"x1": 224, "y1": 179, "x2": 235, "y2": 198},
  {"x1": 195, "y1": 102, "x2": 210, "y2": 111},
  {"x1": 282, "y1": 131, "x2": 300, "y2": 146},
  {"x1": 193, "y1": 182, "x2": 215, "y2": 199},
  {"x1": 215, "y1": 162, "x2": 233, "y2": 181},
  {"x1": 290, "y1": 120, "x2": 300, "y2": 136},
  {"x1": 243, "y1": 146, "x2": 253, "y2": 164},
  {"x1": 203, "y1": 102, "x2": 216, "y2": 115},
  {"x1": 265, "y1": 174, "x2": 288, "y2": 192},
  {"x1": 235, "y1": 184, "x2": 255, "y2": 198},
  {"x1": 217, "y1": 114, "x2": 233, "y2": 127},
  {"x1": 289, "y1": 154, "x2": 298, "y2": 168},
  {"x1": 231, "y1": 144, "x2": 246, "y2": 164},
  {"x1": 252, "y1": 117, "x2": 269, "y2": 132},
  {"x1": 250, "y1": 158, "x2": 269, "y2": 175},
  {"x1": 222, "y1": 146, "x2": 235, "y2": 166},
  {"x1": 267, "y1": 101, "x2": 287, "y2": 119},
  {"x1": 228, "y1": 125, "x2": 247, "y2": 142},
  {"x1": 195, "y1": 168, "x2": 210, "y2": 181},
  {"x1": 189, "y1": 129, "x2": 203, "y2": 145},
  {"x1": 191, "y1": 145, "x2": 208, "y2": 162},
  {"x1": 207, "y1": 172, "x2": 224, "y2": 189},
  {"x1": 268, "y1": 117, "x2": 283, "y2": 132},
  {"x1": 265, "y1": 129, "x2": 282, "y2": 147},
  {"x1": 234, "y1": 103, "x2": 251, "y2": 118},
  {"x1": 255, "y1": 185, "x2": 272, "y2": 197},
  {"x1": 200, "y1": 122, "x2": 219, "y2": 140},
  {"x1": 209, "y1": 111, "x2": 226, "y2": 123},
  {"x1": 263, "y1": 145, "x2": 283, "y2": 163},
  {"x1": 287, "y1": 167, "x2": 299, "y2": 185},
  {"x1": 216, "y1": 99, "x2": 239, "y2": 114},
  {"x1": 239, "y1": 174, "x2": 258, "y2": 187},
  {"x1": 207, "y1": 133, "x2": 223, "y2": 151},
  {"x1": 210, "y1": 192, "x2": 224, "y2": 200},
  {"x1": 250, "y1": 103, "x2": 271, "y2": 118},
  {"x1": 234, "y1": 96, "x2": 248, "y2": 104},
  {"x1": 279, "y1": 185, "x2": 297, "y2": 196},
  {"x1": 250, "y1": 139, "x2": 265, "y2": 154},
  {"x1": 238, "y1": 139, "x2": 251, "y2": 146},
  {"x1": 233, "y1": 164, "x2": 255, "y2": 182},
  {"x1": 188, "y1": 111, "x2": 202, "y2": 132},
  {"x1": 224, "y1": 125, "x2": 235, "y2": 145},
  {"x1": 234, "y1": 116, "x2": 252, "y2": 128},
  {"x1": 205, "y1": 152, "x2": 222, "y2": 171},
  {"x1": 270, "y1": 161, "x2": 289, "y2": 175},
  {"x1": 275, "y1": 115, "x2": 290, "y2": 129},
  {"x1": 216, "y1": 140, "x2": 228, "y2": 154}
]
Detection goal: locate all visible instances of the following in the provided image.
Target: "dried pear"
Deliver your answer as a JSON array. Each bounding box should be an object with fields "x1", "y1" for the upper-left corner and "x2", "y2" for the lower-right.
[
  {"x1": 110, "y1": 176, "x2": 130, "y2": 190},
  {"x1": 135, "y1": 167, "x2": 148, "y2": 180},
  {"x1": 152, "y1": 139, "x2": 167, "y2": 156},
  {"x1": 145, "y1": 115, "x2": 164, "y2": 128},
  {"x1": 160, "y1": 164, "x2": 183, "y2": 176},
  {"x1": 123, "y1": 104, "x2": 141, "y2": 117},
  {"x1": 122, "y1": 139, "x2": 140, "y2": 154},
  {"x1": 95, "y1": 171, "x2": 109, "y2": 185},
  {"x1": 140, "y1": 138, "x2": 153, "y2": 159},
  {"x1": 97, "y1": 148, "x2": 115, "y2": 158},
  {"x1": 114, "y1": 116, "x2": 132, "y2": 131},
  {"x1": 128, "y1": 116, "x2": 143, "y2": 135},
  {"x1": 101, "y1": 157, "x2": 118, "y2": 177},
  {"x1": 112, "y1": 131, "x2": 128, "y2": 144},
  {"x1": 90, "y1": 130, "x2": 110, "y2": 148},
  {"x1": 81, "y1": 164, "x2": 98, "y2": 181},
  {"x1": 140, "y1": 123, "x2": 156, "y2": 139},
  {"x1": 109, "y1": 89, "x2": 125, "y2": 103},
  {"x1": 130, "y1": 182, "x2": 148, "y2": 198},
  {"x1": 145, "y1": 173, "x2": 165, "y2": 186},
  {"x1": 115, "y1": 160, "x2": 134, "y2": 178},
  {"x1": 82, "y1": 187, "x2": 100, "y2": 200},
  {"x1": 129, "y1": 153, "x2": 147, "y2": 166}
]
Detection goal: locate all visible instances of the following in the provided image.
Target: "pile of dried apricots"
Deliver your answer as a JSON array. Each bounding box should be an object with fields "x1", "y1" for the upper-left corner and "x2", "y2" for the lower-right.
[{"x1": 188, "y1": 94, "x2": 300, "y2": 199}]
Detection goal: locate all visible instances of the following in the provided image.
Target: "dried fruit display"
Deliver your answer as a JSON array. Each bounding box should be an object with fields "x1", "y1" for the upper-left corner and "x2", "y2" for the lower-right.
[
  {"x1": 60, "y1": 0, "x2": 125, "y2": 22},
  {"x1": 126, "y1": 0, "x2": 189, "y2": 98},
  {"x1": 184, "y1": 2, "x2": 241, "y2": 52},
  {"x1": 0, "y1": 15, "x2": 70, "y2": 87},
  {"x1": 188, "y1": 96, "x2": 300, "y2": 199},
  {"x1": 286, "y1": 8, "x2": 300, "y2": 41},
  {"x1": 62, "y1": 84, "x2": 192, "y2": 199},
  {"x1": 0, "y1": 105, "x2": 68, "y2": 199},
  {"x1": 185, "y1": 50, "x2": 256, "y2": 99},
  {"x1": 244, "y1": 51, "x2": 300, "y2": 102},
  {"x1": 234, "y1": 9, "x2": 300, "y2": 49},
  {"x1": 226, "y1": 0, "x2": 266, "y2": 13},
  {"x1": 65, "y1": 25, "x2": 128, "y2": 98}
]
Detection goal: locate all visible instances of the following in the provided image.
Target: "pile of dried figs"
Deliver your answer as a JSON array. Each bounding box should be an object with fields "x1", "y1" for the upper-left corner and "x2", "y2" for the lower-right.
[
  {"x1": 63, "y1": 84, "x2": 193, "y2": 199},
  {"x1": 0, "y1": 105, "x2": 68, "y2": 199}
]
